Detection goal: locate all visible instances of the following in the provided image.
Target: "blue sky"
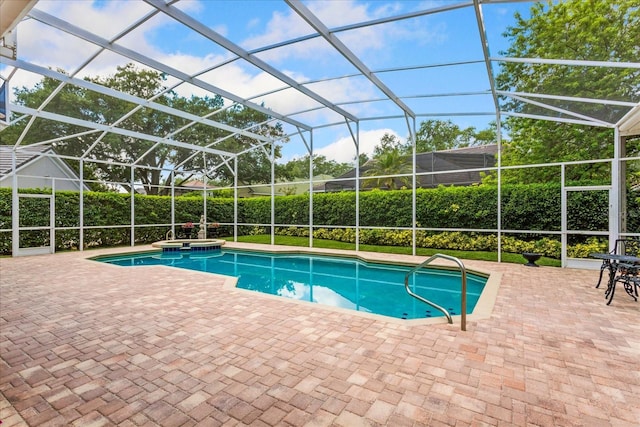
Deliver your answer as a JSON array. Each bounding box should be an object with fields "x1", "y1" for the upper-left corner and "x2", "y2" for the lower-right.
[{"x1": 7, "y1": 0, "x2": 536, "y2": 164}]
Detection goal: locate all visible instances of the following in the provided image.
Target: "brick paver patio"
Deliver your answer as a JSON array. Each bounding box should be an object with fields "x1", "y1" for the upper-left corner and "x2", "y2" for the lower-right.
[{"x1": 1, "y1": 243, "x2": 639, "y2": 426}]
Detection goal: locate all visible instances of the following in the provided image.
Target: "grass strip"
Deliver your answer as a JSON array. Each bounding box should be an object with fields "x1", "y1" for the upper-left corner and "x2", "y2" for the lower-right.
[{"x1": 233, "y1": 234, "x2": 561, "y2": 267}]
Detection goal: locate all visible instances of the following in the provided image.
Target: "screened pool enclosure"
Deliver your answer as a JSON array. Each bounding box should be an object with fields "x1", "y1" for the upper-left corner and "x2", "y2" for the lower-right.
[{"x1": 1, "y1": 0, "x2": 639, "y2": 265}]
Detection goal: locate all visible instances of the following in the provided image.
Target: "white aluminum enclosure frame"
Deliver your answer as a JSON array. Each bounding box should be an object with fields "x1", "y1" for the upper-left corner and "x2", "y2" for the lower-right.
[
  {"x1": 11, "y1": 149, "x2": 55, "y2": 256},
  {"x1": 0, "y1": 0, "x2": 638, "y2": 262}
]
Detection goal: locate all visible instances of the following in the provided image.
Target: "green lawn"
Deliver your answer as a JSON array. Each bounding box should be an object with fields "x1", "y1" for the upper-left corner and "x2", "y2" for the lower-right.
[{"x1": 232, "y1": 234, "x2": 561, "y2": 267}]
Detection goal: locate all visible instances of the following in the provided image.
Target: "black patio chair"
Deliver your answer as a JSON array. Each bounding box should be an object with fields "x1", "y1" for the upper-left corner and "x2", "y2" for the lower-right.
[
  {"x1": 608, "y1": 262, "x2": 639, "y2": 305},
  {"x1": 596, "y1": 237, "x2": 640, "y2": 288}
]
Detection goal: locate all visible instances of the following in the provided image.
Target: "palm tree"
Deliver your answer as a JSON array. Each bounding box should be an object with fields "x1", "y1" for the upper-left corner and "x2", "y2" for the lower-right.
[{"x1": 361, "y1": 149, "x2": 412, "y2": 190}]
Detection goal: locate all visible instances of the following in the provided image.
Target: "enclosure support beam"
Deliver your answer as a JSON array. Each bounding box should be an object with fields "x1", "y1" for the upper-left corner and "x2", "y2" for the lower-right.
[
  {"x1": 344, "y1": 120, "x2": 360, "y2": 251},
  {"x1": 171, "y1": 171, "x2": 175, "y2": 239},
  {"x1": 610, "y1": 127, "x2": 622, "y2": 249},
  {"x1": 308, "y1": 131, "x2": 314, "y2": 249},
  {"x1": 286, "y1": 0, "x2": 415, "y2": 119},
  {"x1": 50, "y1": 180, "x2": 55, "y2": 255},
  {"x1": 4, "y1": 58, "x2": 272, "y2": 147},
  {"x1": 474, "y1": 0, "x2": 503, "y2": 262},
  {"x1": 270, "y1": 142, "x2": 275, "y2": 246},
  {"x1": 130, "y1": 166, "x2": 135, "y2": 247},
  {"x1": 79, "y1": 159, "x2": 84, "y2": 251},
  {"x1": 145, "y1": 0, "x2": 357, "y2": 123},
  {"x1": 11, "y1": 150, "x2": 18, "y2": 256},
  {"x1": 496, "y1": 113, "x2": 502, "y2": 263},
  {"x1": 203, "y1": 155, "x2": 207, "y2": 237},
  {"x1": 619, "y1": 136, "x2": 627, "y2": 236},
  {"x1": 410, "y1": 115, "x2": 417, "y2": 257},
  {"x1": 233, "y1": 158, "x2": 238, "y2": 242},
  {"x1": 9, "y1": 104, "x2": 232, "y2": 158},
  {"x1": 560, "y1": 165, "x2": 567, "y2": 267},
  {"x1": 26, "y1": 9, "x2": 311, "y2": 132}
]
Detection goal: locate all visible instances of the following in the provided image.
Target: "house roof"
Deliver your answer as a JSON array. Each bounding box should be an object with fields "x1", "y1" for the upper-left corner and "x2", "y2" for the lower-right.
[
  {"x1": 325, "y1": 144, "x2": 498, "y2": 191},
  {"x1": 179, "y1": 180, "x2": 215, "y2": 190},
  {"x1": 439, "y1": 144, "x2": 499, "y2": 155},
  {"x1": 0, "y1": 145, "x2": 52, "y2": 176},
  {"x1": 0, "y1": 144, "x2": 90, "y2": 191}
]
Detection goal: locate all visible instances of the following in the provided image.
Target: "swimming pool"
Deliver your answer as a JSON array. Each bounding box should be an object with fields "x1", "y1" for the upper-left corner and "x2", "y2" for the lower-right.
[{"x1": 95, "y1": 249, "x2": 488, "y2": 321}]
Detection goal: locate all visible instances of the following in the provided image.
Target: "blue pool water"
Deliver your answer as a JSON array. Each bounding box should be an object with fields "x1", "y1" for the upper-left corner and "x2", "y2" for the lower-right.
[{"x1": 95, "y1": 250, "x2": 487, "y2": 320}]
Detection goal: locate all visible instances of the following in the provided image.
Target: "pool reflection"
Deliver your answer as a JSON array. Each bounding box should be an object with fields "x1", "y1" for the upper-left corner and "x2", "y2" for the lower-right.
[{"x1": 96, "y1": 249, "x2": 486, "y2": 320}]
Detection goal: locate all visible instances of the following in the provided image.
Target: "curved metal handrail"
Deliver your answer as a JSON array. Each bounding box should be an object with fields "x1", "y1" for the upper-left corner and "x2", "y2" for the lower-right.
[{"x1": 404, "y1": 253, "x2": 467, "y2": 331}]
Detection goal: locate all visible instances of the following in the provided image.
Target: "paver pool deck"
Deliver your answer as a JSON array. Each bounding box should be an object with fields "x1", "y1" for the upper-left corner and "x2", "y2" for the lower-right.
[{"x1": 1, "y1": 243, "x2": 639, "y2": 426}]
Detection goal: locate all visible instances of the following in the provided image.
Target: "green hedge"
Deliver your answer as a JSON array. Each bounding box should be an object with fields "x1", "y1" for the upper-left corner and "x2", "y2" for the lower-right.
[
  {"x1": 273, "y1": 226, "x2": 607, "y2": 258},
  {"x1": 1, "y1": 184, "x2": 637, "y2": 256}
]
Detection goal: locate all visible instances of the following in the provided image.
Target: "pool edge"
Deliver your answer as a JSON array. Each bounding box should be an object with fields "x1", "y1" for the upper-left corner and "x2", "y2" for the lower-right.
[
  {"x1": 220, "y1": 242, "x2": 501, "y2": 326},
  {"x1": 83, "y1": 242, "x2": 501, "y2": 328}
]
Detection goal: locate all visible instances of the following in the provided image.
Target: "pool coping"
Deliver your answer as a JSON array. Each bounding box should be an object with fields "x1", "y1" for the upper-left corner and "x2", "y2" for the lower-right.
[{"x1": 87, "y1": 242, "x2": 501, "y2": 328}]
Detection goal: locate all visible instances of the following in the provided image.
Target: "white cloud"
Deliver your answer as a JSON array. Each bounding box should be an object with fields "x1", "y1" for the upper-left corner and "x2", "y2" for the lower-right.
[
  {"x1": 6, "y1": 0, "x2": 163, "y2": 94},
  {"x1": 242, "y1": 0, "x2": 401, "y2": 63},
  {"x1": 314, "y1": 128, "x2": 404, "y2": 164},
  {"x1": 5, "y1": 0, "x2": 384, "y2": 126},
  {"x1": 3, "y1": 0, "x2": 432, "y2": 136}
]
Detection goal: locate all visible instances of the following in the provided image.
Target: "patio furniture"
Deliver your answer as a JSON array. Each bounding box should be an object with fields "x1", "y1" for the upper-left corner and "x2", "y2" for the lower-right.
[
  {"x1": 590, "y1": 252, "x2": 640, "y2": 305},
  {"x1": 609, "y1": 262, "x2": 640, "y2": 305},
  {"x1": 177, "y1": 222, "x2": 195, "y2": 239},
  {"x1": 594, "y1": 238, "x2": 640, "y2": 288}
]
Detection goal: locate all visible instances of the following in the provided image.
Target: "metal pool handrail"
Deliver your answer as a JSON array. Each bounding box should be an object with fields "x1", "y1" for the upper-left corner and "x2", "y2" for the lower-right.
[{"x1": 404, "y1": 253, "x2": 467, "y2": 331}]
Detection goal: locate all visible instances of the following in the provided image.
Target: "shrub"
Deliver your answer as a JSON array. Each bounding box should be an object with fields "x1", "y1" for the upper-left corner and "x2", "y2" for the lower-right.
[
  {"x1": 566, "y1": 237, "x2": 608, "y2": 258},
  {"x1": 1, "y1": 183, "x2": 637, "y2": 257}
]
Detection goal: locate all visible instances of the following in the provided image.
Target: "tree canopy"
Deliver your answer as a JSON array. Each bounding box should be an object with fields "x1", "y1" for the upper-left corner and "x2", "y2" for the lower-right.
[
  {"x1": 276, "y1": 154, "x2": 353, "y2": 180},
  {"x1": 356, "y1": 120, "x2": 496, "y2": 190},
  {"x1": 413, "y1": 120, "x2": 496, "y2": 153},
  {"x1": 497, "y1": 0, "x2": 640, "y2": 183},
  {"x1": 369, "y1": 121, "x2": 496, "y2": 161},
  {"x1": 362, "y1": 148, "x2": 412, "y2": 190},
  {"x1": 0, "y1": 64, "x2": 288, "y2": 194}
]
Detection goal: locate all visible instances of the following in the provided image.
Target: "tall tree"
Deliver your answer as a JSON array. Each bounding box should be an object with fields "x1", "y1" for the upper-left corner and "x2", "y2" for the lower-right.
[
  {"x1": 277, "y1": 154, "x2": 352, "y2": 180},
  {"x1": 362, "y1": 148, "x2": 412, "y2": 190},
  {"x1": 356, "y1": 152, "x2": 369, "y2": 166},
  {"x1": 359, "y1": 120, "x2": 496, "y2": 189},
  {"x1": 202, "y1": 105, "x2": 287, "y2": 186},
  {"x1": 496, "y1": 0, "x2": 640, "y2": 183},
  {"x1": 412, "y1": 120, "x2": 481, "y2": 153},
  {"x1": 83, "y1": 64, "x2": 228, "y2": 194},
  {"x1": 0, "y1": 64, "x2": 287, "y2": 193},
  {"x1": 371, "y1": 123, "x2": 495, "y2": 160},
  {"x1": 373, "y1": 133, "x2": 404, "y2": 157}
]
